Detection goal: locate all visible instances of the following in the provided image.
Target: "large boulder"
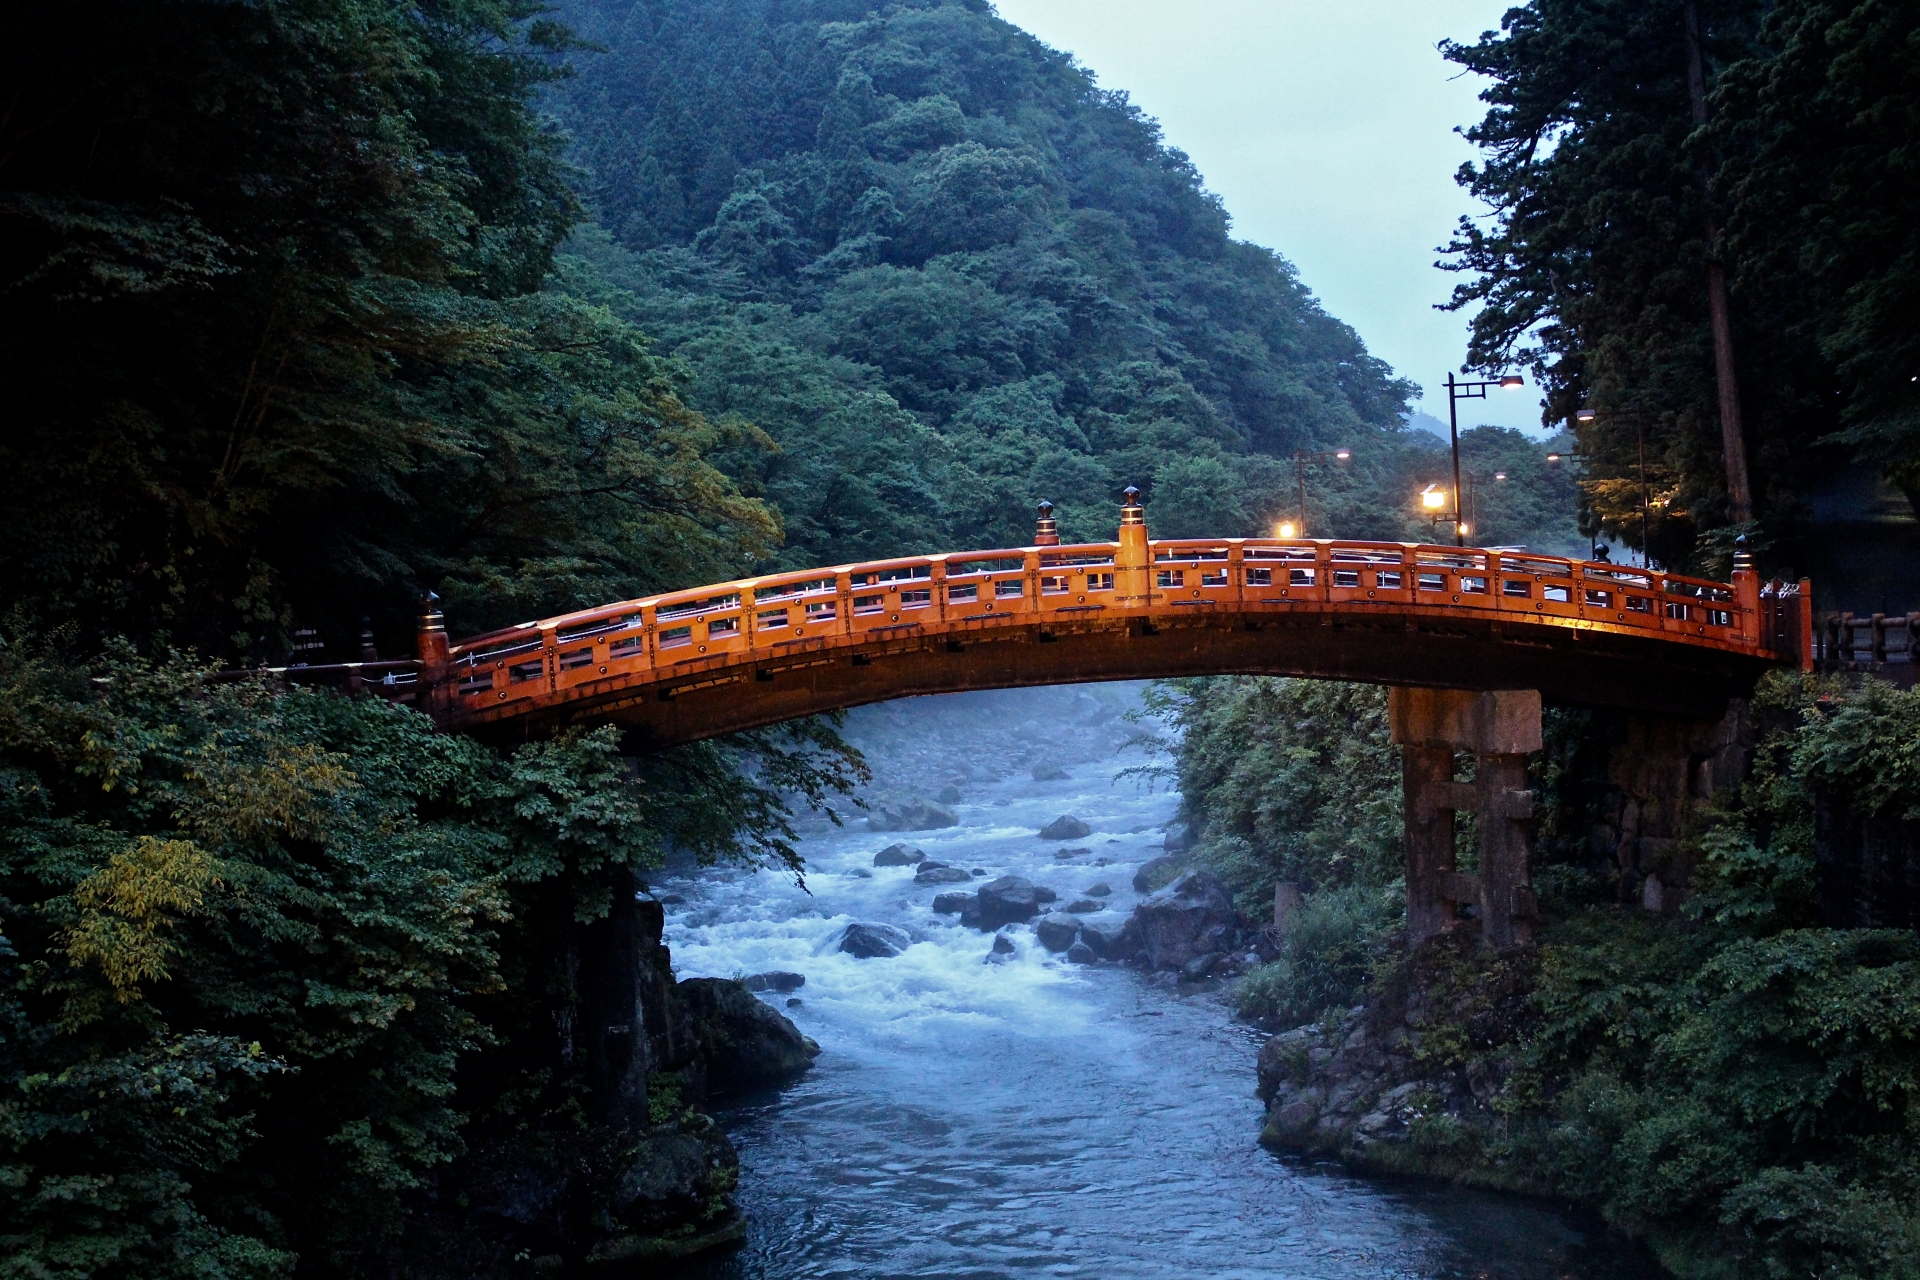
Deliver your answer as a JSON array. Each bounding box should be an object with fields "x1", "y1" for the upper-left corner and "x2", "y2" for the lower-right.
[
  {"x1": 676, "y1": 978, "x2": 821, "y2": 1092},
  {"x1": 868, "y1": 799, "x2": 958, "y2": 832},
  {"x1": 1038, "y1": 815, "x2": 1092, "y2": 840},
  {"x1": 914, "y1": 862, "x2": 972, "y2": 885},
  {"x1": 1034, "y1": 914, "x2": 1082, "y2": 952},
  {"x1": 1077, "y1": 920, "x2": 1137, "y2": 963},
  {"x1": 1131, "y1": 871, "x2": 1243, "y2": 972},
  {"x1": 873, "y1": 843, "x2": 925, "y2": 866},
  {"x1": 834, "y1": 922, "x2": 912, "y2": 958},
  {"x1": 931, "y1": 891, "x2": 975, "y2": 915},
  {"x1": 975, "y1": 876, "x2": 1042, "y2": 930},
  {"x1": 1131, "y1": 855, "x2": 1182, "y2": 894}
]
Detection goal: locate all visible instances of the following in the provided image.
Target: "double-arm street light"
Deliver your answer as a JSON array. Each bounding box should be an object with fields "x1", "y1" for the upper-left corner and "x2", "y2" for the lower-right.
[
  {"x1": 1278, "y1": 448, "x2": 1351, "y2": 538},
  {"x1": 1418, "y1": 468, "x2": 1505, "y2": 540},
  {"x1": 1441, "y1": 371, "x2": 1526, "y2": 546}
]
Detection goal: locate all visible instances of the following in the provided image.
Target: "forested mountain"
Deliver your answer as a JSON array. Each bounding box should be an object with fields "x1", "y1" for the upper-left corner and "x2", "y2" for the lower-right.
[{"x1": 541, "y1": 0, "x2": 1454, "y2": 564}]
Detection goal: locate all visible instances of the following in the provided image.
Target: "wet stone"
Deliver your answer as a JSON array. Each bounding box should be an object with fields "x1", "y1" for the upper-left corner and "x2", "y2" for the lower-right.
[
  {"x1": 1039, "y1": 815, "x2": 1092, "y2": 840},
  {"x1": 873, "y1": 844, "x2": 925, "y2": 866},
  {"x1": 915, "y1": 862, "x2": 973, "y2": 885}
]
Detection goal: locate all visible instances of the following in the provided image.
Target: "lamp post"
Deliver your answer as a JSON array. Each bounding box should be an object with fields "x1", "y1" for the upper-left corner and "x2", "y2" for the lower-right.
[
  {"x1": 1568, "y1": 407, "x2": 1653, "y2": 568},
  {"x1": 1282, "y1": 448, "x2": 1351, "y2": 537},
  {"x1": 1443, "y1": 372, "x2": 1526, "y2": 546},
  {"x1": 1418, "y1": 468, "x2": 1505, "y2": 541}
]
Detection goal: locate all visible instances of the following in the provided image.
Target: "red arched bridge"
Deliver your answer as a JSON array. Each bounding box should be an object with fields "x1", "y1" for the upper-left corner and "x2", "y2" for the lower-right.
[{"x1": 295, "y1": 494, "x2": 1811, "y2": 747}]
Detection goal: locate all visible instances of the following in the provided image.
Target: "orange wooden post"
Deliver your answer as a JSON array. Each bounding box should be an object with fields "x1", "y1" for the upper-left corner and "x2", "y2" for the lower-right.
[
  {"x1": 416, "y1": 592, "x2": 452, "y2": 722},
  {"x1": 1115, "y1": 485, "x2": 1150, "y2": 608}
]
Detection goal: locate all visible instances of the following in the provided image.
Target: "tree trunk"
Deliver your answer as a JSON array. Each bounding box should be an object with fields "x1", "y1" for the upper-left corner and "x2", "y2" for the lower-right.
[{"x1": 1684, "y1": 1, "x2": 1753, "y2": 525}]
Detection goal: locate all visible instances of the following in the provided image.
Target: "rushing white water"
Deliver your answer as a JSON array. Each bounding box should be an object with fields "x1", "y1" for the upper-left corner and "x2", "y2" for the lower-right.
[{"x1": 655, "y1": 687, "x2": 1659, "y2": 1280}]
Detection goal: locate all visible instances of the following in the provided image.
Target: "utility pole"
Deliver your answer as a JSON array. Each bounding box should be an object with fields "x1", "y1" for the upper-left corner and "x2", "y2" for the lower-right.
[{"x1": 1684, "y1": 0, "x2": 1753, "y2": 526}]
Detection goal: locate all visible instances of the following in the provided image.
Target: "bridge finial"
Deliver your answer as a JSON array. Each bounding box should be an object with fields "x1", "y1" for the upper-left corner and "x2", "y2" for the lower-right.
[
  {"x1": 1034, "y1": 499, "x2": 1060, "y2": 547},
  {"x1": 1732, "y1": 533, "x2": 1753, "y2": 574},
  {"x1": 1120, "y1": 485, "x2": 1144, "y2": 528},
  {"x1": 418, "y1": 591, "x2": 445, "y2": 635}
]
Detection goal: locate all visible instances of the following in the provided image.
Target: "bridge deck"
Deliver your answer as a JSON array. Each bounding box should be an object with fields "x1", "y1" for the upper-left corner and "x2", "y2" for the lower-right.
[{"x1": 400, "y1": 536, "x2": 1807, "y2": 745}]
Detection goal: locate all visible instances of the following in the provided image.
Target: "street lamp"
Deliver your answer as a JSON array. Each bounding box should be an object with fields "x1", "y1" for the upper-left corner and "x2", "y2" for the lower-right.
[
  {"x1": 1442, "y1": 372, "x2": 1526, "y2": 545},
  {"x1": 1570, "y1": 406, "x2": 1654, "y2": 568},
  {"x1": 1286, "y1": 448, "x2": 1351, "y2": 537},
  {"x1": 1418, "y1": 470, "x2": 1504, "y2": 541}
]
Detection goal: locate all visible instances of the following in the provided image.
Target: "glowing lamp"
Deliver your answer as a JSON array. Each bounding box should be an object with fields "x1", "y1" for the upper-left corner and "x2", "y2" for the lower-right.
[
  {"x1": 1278, "y1": 521, "x2": 1298, "y2": 539},
  {"x1": 1334, "y1": 449, "x2": 1351, "y2": 460},
  {"x1": 1500, "y1": 374, "x2": 1525, "y2": 389},
  {"x1": 1458, "y1": 523, "x2": 1471, "y2": 536},
  {"x1": 1420, "y1": 486, "x2": 1447, "y2": 511},
  {"x1": 1494, "y1": 471, "x2": 1508, "y2": 481},
  {"x1": 1546, "y1": 452, "x2": 1564, "y2": 463},
  {"x1": 1576, "y1": 407, "x2": 1597, "y2": 422}
]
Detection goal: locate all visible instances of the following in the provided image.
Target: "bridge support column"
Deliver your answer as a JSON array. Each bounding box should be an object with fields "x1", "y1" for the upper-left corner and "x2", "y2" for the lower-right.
[{"x1": 1390, "y1": 688, "x2": 1543, "y2": 951}]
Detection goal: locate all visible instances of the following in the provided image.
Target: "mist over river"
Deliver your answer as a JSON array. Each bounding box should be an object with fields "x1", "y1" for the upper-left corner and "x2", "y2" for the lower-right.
[{"x1": 650, "y1": 686, "x2": 1659, "y2": 1280}]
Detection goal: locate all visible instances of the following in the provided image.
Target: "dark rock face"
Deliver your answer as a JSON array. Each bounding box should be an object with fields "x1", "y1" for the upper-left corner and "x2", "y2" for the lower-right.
[
  {"x1": 1033, "y1": 885, "x2": 1058, "y2": 904},
  {"x1": 1054, "y1": 846, "x2": 1091, "y2": 860},
  {"x1": 868, "y1": 798, "x2": 958, "y2": 831},
  {"x1": 1085, "y1": 882, "x2": 1112, "y2": 897},
  {"x1": 677, "y1": 978, "x2": 822, "y2": 1092},
  {"x1": 914, "y1": 862, "x2": 972, "y2": 884},
  {"x1": 1031, "y1": 762, "x2": 1069, "y2": 781},
  {"x1": 1039, "y1": 814, "x2": 1092, "y2": 840},
  {"x1": 931, "y1": 891, "x2": 975, "y2": 915},
  {"x1": 1162, "y1": 823, "x2": 1197, "y2": 854},
  {"x1": 1064, "y1": 898, "x2": 1102, "y2": 914},
  {"x1": 873, "y1": 843, "x2": 925, "y2": 866},
  {"x1": 1077, "y1": 920, "x2": 1137, "y2": 963},
  {"x1": 835, "y1": 922, "x2": 912, "y2": 958},
  {"x1": 988, "y1": 932, "x2": 1017, "y2": 961},
  {"x1": 744, "y1": 971, "x2": 804, "y2": 993},
  {"x1": 1131, "y1": 855, "x2": 1181, "y2": 894},
  {"x1": 1132, "y1": 871, "x2": 1243, "y2": 972},
  {"x1": 975, "y1": 876, "x2": 1042, "y2": 929},
  {"x1": 1256, "y1": 934, "x2": 1541, "y2": 1178},
  {"x1": 1180, "y1": 952, "x2": 1223, "y2": 982},
  {"x1": 1066, "y1": 940, "x2": 1097, "y2": 964},
  {"x1": 1034, "y1": 913, "x2": 1081, "y2": 952},
  {"x1": 936, "y1": 783, "x2": 963, "y2": 804},
  {"x1": 608, "y1": 1120, "x2": 739, "y2": 1240}
]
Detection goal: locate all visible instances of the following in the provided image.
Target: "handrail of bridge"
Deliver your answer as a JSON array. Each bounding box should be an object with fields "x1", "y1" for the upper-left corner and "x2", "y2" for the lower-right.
[{"x1": 386, "y1": 528, "x2": 1807, "y2": 728}]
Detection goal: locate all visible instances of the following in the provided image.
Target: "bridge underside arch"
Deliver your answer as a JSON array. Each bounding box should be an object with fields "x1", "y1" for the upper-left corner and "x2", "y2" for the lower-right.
[{"x1": 469, "y1": 607, "x2": 1773, "y2": 750}]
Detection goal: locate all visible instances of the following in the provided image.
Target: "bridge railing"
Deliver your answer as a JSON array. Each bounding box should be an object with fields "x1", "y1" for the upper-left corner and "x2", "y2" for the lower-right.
[{"x1": 420, "y1": 536, "x2": 1780, "y2": 723}]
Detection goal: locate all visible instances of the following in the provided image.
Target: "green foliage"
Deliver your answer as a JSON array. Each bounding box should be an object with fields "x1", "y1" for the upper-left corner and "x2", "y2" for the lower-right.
[
  {"x1": 0, "y1": 0, "x2": 779, "y2": 656},
  {"x1": 1144, "y1": 678, "x2": 1404, "y2": 911},
  {"x1": 1444, "y1": 0, "x2": 1920, "y2": 568},
  {"x1": 0, "y1": 637, "x2": 858, "y2": 1276},
  {"x1": 1516, "y1": 675, "x2": 1920, "y2": 1278},
  {"x1": 1235, "y1": 885, "x2": 1402, "y2": 1028}
]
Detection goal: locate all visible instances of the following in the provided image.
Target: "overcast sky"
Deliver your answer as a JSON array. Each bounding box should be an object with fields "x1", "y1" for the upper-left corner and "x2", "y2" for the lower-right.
[{"x1": 991, "y1": 0, "x2": 1547, "y2": 436}]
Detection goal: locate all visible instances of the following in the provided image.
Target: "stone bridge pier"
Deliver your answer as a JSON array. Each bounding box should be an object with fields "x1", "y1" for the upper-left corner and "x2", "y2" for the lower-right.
[{"x1": 1391, "y1": 687, "x2": 1543, "y2": 950}]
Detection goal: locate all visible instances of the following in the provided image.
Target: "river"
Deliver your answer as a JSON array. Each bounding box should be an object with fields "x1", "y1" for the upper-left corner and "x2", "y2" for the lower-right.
[{"x1": 652, "y1": 685, "x2": 1659, "y2": 1280}]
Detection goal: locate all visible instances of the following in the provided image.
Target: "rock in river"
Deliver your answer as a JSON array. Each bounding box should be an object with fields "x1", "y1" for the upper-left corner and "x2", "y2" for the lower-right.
[
  {"x1": 744, "y1": 971, "x2": 805, "y2": 993},
  {"x1": 834, "y1": 922, "x2": 912, "y2": 959},
  {"x1": 1131, "y1": 855, "x2": 1182, "y2": 894},
  {"x1": 931, "y1": 891, "x2": 975, "y2": 915},
  {"x1": 1064, "y1": 898, "x2": 1102, "y2": 914},
  {"x1": 868, "y1": 798, "x2": 958, "y2": 832},
  {"x1": 914, "y1": 861, "x2": 973, "y2": 885},
  {"x1": 1066, "y1": 940, "x2": 1097, "y2": 965},
  {"x1": 1031, "y1": 762, "x2": 1069, "y2": 781},
  {"x1": 1034, "y1": 913, "x2": 1082, "y2": 952},
  {"x1": 975, "y1": 875, "x2": 1042, "y2": 929},
  {"x1": 873, "y1": 843, "x2": 925, "y2": 866},
  {"x1": 936, "y1": 783, "x2": 963, "y2": 804},
  {"x1": 1038, "y1": 814, "x2": 1092, "y2": 840},
  {"x1": 676, "y1": 977, "x2": 821, "y2": 1091},
  {"x1": 1085, "y1": 881, "x2": 1113, "y2": 897},
  {"x1": 1133, "y1": 871, "x2": 1243, "y2": 972}
]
